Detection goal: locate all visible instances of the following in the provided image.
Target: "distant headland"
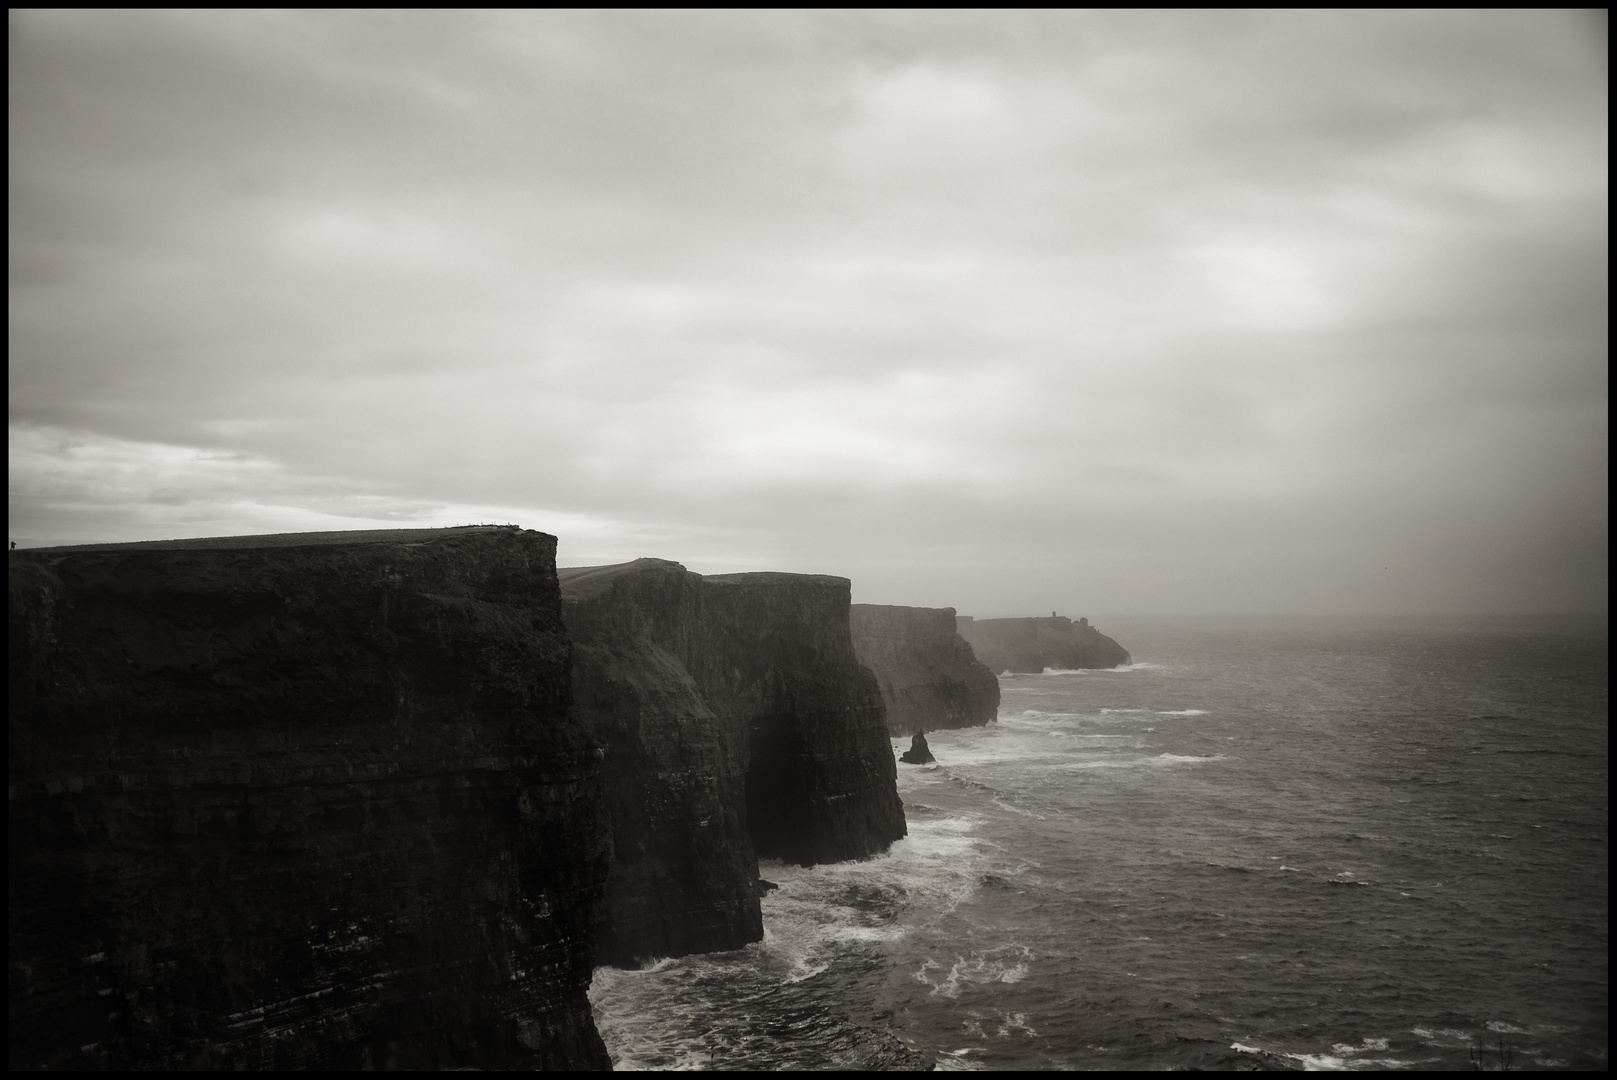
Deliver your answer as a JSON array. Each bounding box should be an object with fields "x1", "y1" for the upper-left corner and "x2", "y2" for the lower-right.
[{"x1": 957, "y1": 613, "x2": 1131, "y2": 673}]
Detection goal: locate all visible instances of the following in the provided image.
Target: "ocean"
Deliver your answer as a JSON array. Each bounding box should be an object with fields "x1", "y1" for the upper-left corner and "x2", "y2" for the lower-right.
[{"x1": 588, "y1": 615, "x2": 1608, "y2": 1070}]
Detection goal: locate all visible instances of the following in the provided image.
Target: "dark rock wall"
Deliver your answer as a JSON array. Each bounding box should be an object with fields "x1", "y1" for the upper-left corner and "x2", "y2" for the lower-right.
[
  {"x1": 899, "y1": 732, "x2": 935, "y2": 765},
  {"x1": 957, "y1": 614, "x2": 1131, "y2": 673},
  {"x1": 705, "y1": 572, "x2": 905, "y2": 869},
  {"x1": 849, "y1": 604, "x2": 1000, "y2": 737},
  {"x1": 560, "y1": 559, "x2": 759, "y2": 969},
  {"x1": 561, "y1": 560, "x2": 907, "y2": 968},
  {"x1": 8, "y1": 528, "x2": 612, "y2": 1071}
]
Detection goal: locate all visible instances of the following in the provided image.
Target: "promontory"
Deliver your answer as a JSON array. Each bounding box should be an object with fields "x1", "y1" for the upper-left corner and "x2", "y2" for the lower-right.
[
  {"x1": 957, "y1": 613, "x2": 1131, "y2": 673},
  {"x1": 9, "y1": 531, "x2": 919, "y2": 1069}
]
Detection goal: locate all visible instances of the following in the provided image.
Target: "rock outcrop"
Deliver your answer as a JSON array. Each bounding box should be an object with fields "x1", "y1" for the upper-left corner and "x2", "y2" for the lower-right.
[
  {"x1": 957, "y1": 614, "x2": 1131, "y2": 674},
  {"x1": 8, "y1": 527, "x2": 612, "y2": 1071},
  {"x1": 899, "y1": 732, "x2": 935, "y2": 765},
  {"x1": 849, "y1": 604, "x2": 999, "y2": 737},
  {"x1": 560, "y1": 559, "x2": 906, "y2": 968}
]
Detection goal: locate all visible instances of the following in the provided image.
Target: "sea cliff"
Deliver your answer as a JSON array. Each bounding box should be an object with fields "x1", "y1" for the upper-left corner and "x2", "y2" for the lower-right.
[
  {"x1": 8, "y1": 528, "x2": 612, "y2": 1070},
  {"x1": 957, "y1": 614, "x2": 1131, "y2": 673},
  {"x1": 849, "y1": 604, "x2": 999, "y2": 737},
  {"x1": 561, "y1": 559, "x2": 907, "y2": 968}
]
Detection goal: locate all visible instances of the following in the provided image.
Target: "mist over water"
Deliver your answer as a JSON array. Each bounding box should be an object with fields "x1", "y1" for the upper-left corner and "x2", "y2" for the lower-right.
[{"x1": 589, "y1": 615, "x2": 1608, "y2": 1070}]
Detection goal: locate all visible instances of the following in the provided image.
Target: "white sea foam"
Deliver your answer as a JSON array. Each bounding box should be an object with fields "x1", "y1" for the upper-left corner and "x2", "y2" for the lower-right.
[
  {"x1": 991, "y1": 797, "x2": 1046, "y2": 819},
  {"x1": 1009, "y1": 708, "x2": 1157, "y2": 729},
  {"x1": 933, "y1": 1048, "x2": 988, "y2": 1071},
  {"x1": 783, "y1": 958, "x2": 831, "y2": 983},
  {"x1": 1411, "y1": 1026, "x2": 1469, "y2": 1044},
  {"x1": 632, "y1": 955, "x2": 677, "y2": 974},
  {"x1": 1060, "y1": 752, "x2": 1226, "y2": 771},
  {"x1": 589, "y1": 961, "x2": 725, "y2": 1069},
  {"x1": 826, "y1": 923, "x2": 909, "y2": 945},
  {"x1": 914, "y1": 944, "x2": 1034, "y2": 999},
  {"x1": 1158, "y1": 709, "x2": 1208, "y2": 716},
  {"x1": 1286, "y1": 1050, "x2": 1428, "y2": 1070},
  {"x1": 590, "y1": 960, "x2": 813, "y2": 1071},
  {"x1": 1039, "y1": 730, "x2": 1137, "y2": 745},
  {"x1": 997, "y1": 1012, "x2": 1038, "y2": 1037},
  {"x1": 735, "y1": 807, "x2": 996, "y2": 994},
  {"x1": 1237, "y1": 1038, "x2": 1424, "y2": 1072},
  {"x1": 749, "y1": 921, "x2": 832, "y2": 984},
  {"x1": 1039, "y1": 662, "x2": 1163, "y2": 674},
  {"x1": 912, "y1": 731, "x2": 1063, "y2": 770}
]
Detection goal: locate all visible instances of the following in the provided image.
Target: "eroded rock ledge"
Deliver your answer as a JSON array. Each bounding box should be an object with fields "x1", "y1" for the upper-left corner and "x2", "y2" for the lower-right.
[
  {"x1": 561, "y1": 559, "x2": 907, "y2": 969},
  {"x1": 957, "y1": 614, "x2": 1131, "y2": 673},
  {"x1": 849, "y1": 604, "x2": 1000, "y2": 737},
  {"x1": 9, "y1": 527, "x2": 611, "y2": 1070}
]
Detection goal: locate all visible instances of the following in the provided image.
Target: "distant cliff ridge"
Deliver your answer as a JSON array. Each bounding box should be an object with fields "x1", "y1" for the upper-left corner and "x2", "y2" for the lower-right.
[
  {"x1": 849, "y1": 604, "x2": 1000, "y2": 737},
  {"x1": 957, "y1": 614, "x2": 1131, "y2": 673},
  {"x1": 9, "y1": 528, "x2": 612, "y2": 1070},
  {"x1": 561, "y1": 559, "x2": 907, "y2": 968}
]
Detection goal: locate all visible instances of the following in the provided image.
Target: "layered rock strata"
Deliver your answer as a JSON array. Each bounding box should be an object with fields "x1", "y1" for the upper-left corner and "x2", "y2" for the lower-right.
[
  {"x1": 849, "y1": 604, "x2": 1000, "y2": 737},
  {"x1": 8, "y1": 527, "x2": 612, "y2": 1071},
  {"x1": 957, "y1": 614, "x2": 1131, "y2": 673},
  {"x1": 560, "y1": 559, "x2": 906, "y2": 968}
]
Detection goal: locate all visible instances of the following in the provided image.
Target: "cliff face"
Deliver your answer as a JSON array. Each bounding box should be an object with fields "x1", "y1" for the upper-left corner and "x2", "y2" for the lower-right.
[
  {"x1": 559, "y1": 559, "x2": 758, "y2": 970},
  {"x1": 561, "y1": 560, "x2": 906, "y2": 968},
  {"x1": 957, "y1": 614, "x2": 1131, "y2": 674},
  {"x1": 849, "y1": 604, "x2": 999, "y2": 737},
  {"x1": 8, "y1": 527, "x2": 612, "y2": 1071},
  {"x1": 705, "y1": 572, "x2": 905, "y2": 870}
]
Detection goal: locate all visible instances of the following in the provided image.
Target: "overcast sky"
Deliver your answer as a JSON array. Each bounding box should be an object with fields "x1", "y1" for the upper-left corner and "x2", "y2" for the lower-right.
[{"x1": 9, "y1": 10, "x2": 1607, "y2": 615}]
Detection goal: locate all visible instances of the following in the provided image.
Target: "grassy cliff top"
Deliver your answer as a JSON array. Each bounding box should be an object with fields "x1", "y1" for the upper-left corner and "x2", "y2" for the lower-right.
[
  {"x1": 20, "y1": 525, "x2": 527, "y2": 553},
  {"x1": 557, "y1": 558, "x2": 688, "y2": 600}
]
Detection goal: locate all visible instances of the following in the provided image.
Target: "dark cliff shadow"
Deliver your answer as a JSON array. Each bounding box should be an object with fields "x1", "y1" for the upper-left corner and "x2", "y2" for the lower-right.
[
  {"x1": 562, "y1": 559, "x2": 907, "y2": 969},
  {"x1": 9, "y1": 528, "x2": 613, "y2": 1071}
]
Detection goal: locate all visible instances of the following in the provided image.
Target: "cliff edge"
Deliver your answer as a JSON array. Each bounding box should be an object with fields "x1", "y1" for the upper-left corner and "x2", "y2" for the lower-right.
[
  {"x1": 957, "y1": 614, "x2": 1131, "y2": 673},
  {"x1": 561, "y1": 559, "x2": 907, "y2": 968},
  {"x1": 849, "y1": 604, "x2": 999, "y2": 737},
  {"x1": 9, "y1": 527, "x2": 612, "y2": 1070}
]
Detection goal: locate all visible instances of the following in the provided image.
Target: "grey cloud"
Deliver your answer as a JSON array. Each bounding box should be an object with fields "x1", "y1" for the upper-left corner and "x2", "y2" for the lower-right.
[{"x1": 8, "y1": 10, "x2": 1606, "y2": 614}]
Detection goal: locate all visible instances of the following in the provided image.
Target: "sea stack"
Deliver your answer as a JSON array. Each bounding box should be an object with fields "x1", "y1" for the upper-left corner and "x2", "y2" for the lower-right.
[
  {"x1": 899, "y1": 731, "x2": 936, "y2": 764},
  {"x1": 957, "y1": 613, "x2": 1130, "y2": 674},
  {"x1": 8, "y1": 528, "x2": 612, "y2": 1071},
  {"x1": 850, "y1": 604, "x2": 1000, "y2": 737},
  {"x1": 560, "y1": 558, "x2": 907, "y2": 968}
]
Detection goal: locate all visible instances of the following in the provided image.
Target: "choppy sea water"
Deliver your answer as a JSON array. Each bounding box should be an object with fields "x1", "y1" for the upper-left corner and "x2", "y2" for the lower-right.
[{"x1": 588, "y1": 615, "x2": 1608, "y2": 1070}]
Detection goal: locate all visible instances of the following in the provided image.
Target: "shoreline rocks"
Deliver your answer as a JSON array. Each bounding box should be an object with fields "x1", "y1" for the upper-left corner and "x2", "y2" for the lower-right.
[{"x1": 899, "y1": 731, "x2": 936, "y2": 765}]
